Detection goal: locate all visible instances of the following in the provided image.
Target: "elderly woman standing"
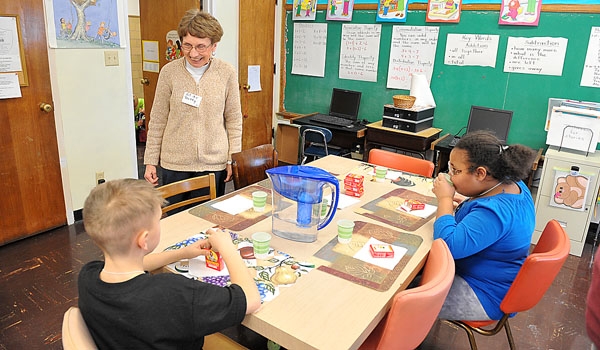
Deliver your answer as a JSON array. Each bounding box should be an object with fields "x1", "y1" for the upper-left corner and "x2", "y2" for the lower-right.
[{"x1": 144, "y1": 9, "x2": 242, "y2": 204}]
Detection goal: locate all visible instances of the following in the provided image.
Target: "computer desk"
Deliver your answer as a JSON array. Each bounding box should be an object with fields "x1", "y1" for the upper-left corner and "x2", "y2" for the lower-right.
[
  {"x1": 365, "y1": 121, "x2": 442, "y2": 162},
  {"x1": 292, "y1": 114, "x2": 367, "y2": 151}
]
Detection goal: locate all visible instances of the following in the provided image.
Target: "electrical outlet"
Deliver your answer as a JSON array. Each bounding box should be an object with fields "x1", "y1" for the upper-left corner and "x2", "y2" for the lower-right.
[
  {"x1": 95, "y1": 171, "x2": 105, "y2": 185},
  {"x1": 104, "y1": 51, "x2": 119, "y2": 66}
]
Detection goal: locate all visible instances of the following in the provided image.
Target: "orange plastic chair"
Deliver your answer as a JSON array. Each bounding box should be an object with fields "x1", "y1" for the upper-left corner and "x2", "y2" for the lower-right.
[
  {"x1": 446, "y1": 219, "x2": 570, "y2": 350},
  {"x1": 359, "y1": 239, "x2": 455, "y2": 350},
  {"x1": 368, "y1": 148, "x2": 435, "y2": 177}
]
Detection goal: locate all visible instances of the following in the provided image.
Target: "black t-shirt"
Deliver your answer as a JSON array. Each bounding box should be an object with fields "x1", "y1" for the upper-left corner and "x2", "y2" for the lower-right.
[{"x1": 78, "y1": 261, "x2": 247, "y2": 349}]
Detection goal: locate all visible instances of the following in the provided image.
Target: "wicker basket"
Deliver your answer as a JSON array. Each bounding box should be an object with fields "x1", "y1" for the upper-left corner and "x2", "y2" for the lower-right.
[{"x1": 393, "y1": 95, "x2": 416, "y2": 109}]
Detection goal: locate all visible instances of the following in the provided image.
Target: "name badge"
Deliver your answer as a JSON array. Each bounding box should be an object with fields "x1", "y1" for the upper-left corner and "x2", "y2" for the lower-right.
[{"x1": 182, "y1": 92, "x2": 201, "y2": 107}]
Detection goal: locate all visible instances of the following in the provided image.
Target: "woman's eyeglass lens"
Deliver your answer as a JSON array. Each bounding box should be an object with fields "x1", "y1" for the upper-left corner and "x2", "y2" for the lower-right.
[{"x1": 181, "y1": 43, "x2": 211, "y2": 53}]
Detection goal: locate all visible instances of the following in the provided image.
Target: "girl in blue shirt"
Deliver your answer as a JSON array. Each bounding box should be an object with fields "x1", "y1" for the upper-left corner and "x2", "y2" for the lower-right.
[{"x1": 432, "y1": 130, "x2": 538, "y2": 320}]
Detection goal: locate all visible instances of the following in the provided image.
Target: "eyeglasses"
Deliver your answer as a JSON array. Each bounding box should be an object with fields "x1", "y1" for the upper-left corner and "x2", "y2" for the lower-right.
[
  {"x1": 181, "y1": 42, "x2": 212, "y2": 53},
  {"x1": 448, "y1": 161, "x2": 464, "y2": 176}
]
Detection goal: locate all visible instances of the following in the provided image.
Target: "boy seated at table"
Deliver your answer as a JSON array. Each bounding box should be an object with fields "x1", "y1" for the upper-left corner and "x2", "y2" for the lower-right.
[{"x1": 78, "y1": 178, "x2": 261, "y2": 348}]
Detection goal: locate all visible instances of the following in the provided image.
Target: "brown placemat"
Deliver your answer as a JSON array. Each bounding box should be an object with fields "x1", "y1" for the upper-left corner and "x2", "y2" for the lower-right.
[
  {"x1": 314, "y1": 221, "x2": 423, "y2": 291},
  {"x1": 188, "y1": 185, "x2": 272, "y2": 231},
  {"x1": 354, "y1": 188, "x2": 436, "y2": 231}
]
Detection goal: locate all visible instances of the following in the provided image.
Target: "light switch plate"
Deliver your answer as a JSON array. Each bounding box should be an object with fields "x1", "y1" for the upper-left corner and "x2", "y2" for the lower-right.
[{"x1": 104, "y1": 51, "x2": 119, "y2": 66}]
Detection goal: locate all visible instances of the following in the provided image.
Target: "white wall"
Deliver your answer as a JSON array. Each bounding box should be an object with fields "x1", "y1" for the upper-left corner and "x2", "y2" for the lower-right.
[{"x1": 47, "y1": 0, "x2": 137, "y2": 222}]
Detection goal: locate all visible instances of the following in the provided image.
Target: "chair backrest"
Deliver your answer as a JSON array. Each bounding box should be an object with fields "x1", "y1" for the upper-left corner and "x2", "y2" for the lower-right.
[
  {"x1": 500, "y1": 219, "x2": 570, "y2": 314},
  {"x1": 300, "y1": 125, "x2": 333, "y2": 145},
  {"x1": 368, "y1": 148, "x2": 435, "y2": 177},
  {"x1": 231, "y1": 144, "x2": 278, "y2": 190},
  {"x1": 158, "y1": 173, "x2": 216, "y2": 214},
  {"x1": 359, "y1": 239, "x2": 455, "y2": 350},
  {"x1": 62, "y1": 306, "x2": 98, "y2": 350}
]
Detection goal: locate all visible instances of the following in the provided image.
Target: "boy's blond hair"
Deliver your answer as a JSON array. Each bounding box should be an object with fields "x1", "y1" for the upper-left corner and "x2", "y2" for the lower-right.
[{"x1": 83, "y1": 179, "x2": 165, "y2": 255}]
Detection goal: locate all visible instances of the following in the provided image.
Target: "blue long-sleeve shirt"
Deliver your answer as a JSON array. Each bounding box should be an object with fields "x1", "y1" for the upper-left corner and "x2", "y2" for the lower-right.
[{"x1": 433, "y1": 180, "x2": 535, "y2": 320}]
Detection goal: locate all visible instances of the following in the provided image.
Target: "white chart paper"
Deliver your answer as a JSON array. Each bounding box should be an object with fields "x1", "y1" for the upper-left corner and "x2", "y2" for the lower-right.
[
  {"x1": 339, "y1": 24, "x2": 381, "y2": 82},
  {"x1": 504, "y1": 37, "x2": 568, "y2": 76},
  {"x1": 444, "y1": 34, "x2": 499, "y2": 67},
  {"x1": 581, "y1": 27, "x2": 600, "y2": 88},
  {"x1": 292, "y1": 23, "x2": 327, "y2": 77}
]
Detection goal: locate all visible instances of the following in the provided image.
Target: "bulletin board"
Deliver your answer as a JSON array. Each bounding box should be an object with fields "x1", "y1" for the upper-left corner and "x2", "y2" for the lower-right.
[{"x1": 282, "y1": 8, "x2": 600, "y2": 150}]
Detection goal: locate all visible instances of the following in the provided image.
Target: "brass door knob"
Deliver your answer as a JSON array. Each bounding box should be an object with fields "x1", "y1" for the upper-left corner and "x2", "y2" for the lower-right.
[
  {"x1": 141, "y1": 78, "x2": 150, "y2": 86},
  {"x1": 39, "y1": 103, "x2": 53, "y2": 113},
  {"x1": 241, "y1": 84, "x2": 251, "y2": 90}
]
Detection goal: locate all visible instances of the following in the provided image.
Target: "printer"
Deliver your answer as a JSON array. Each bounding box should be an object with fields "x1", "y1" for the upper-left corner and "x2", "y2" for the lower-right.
[{"x1": 381, "y1": 105, "x2": 435, "y2": 132}]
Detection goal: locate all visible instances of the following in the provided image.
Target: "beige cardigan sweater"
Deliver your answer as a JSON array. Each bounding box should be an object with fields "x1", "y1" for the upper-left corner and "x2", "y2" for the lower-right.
[{"x1": 144, "y1": 57, "x2": 242, "y2": 172}]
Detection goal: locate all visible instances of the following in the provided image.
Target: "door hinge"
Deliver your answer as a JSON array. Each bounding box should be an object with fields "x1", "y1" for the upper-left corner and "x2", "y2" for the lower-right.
[{"x1": 274, "y1": 63, "x2": 277, "y2": 74}]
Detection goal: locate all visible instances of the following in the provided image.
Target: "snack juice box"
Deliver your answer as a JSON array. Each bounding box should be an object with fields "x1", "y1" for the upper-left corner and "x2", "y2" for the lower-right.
[
  {"x1": 369, "y1": 244, "x2": 395, "y2": 258},
  {"x1": 402, "y1": 199, "x2": 425, "y2": 211},
  {"x1": 344, "y1": 183, "x2": 364, "y2": 193},
  {"x1": 205, "y1": 250, "x2": 224, "y2": 271},
  {"x1": 345, "y1": 187, "x2": 364, "y2": 197},
  {"x1": 344, "y1": 173, "x2": 364, "y2": 185}
]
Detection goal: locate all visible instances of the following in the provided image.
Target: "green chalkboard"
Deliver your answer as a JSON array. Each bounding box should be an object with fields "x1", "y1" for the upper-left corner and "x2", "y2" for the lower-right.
[{"x1": 283, "y1": 9, "x2": 600, "y2": 150}]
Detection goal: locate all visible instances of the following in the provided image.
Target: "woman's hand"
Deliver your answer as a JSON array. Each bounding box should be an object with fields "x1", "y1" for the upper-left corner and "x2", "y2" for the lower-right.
[
  {"x1": 144, "y1": 165, "x2": 159, "y2": 185},
  {"x1": 224, "y1": 163, "x2": 233, "y2": 182}
]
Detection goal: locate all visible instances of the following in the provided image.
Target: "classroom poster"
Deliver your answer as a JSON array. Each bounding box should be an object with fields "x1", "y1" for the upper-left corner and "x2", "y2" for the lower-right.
[
  {"x1": 387, "y1": 26, "x2": 439, "y2": 90},
  {"x1": 293, "y1": 0, "x2": 318, "y2": 21},
  {"x1": 444, "y1": 34, "x2": 499, "y2": 67},
  {"x1": 291, "y1": 23, "x2": 327, "y2": 77},
  {"x1": 339, "y1": 24, "x2": 381, "y2": 82},
  {"x1": 581, "y1": 27, "x2": 600, "y2": 88},
  {"x1": 504, "y1": 36, "x2": 568, "y2": 76},
  {"x1": 426, "y1": 0, "x2": 462, "y2": 23},
  {"x1": 327, "y1": 0, "x2": 355, "y2": 21},
  {"x1": 376, "y1": 0, "x2": 409, "y2": 23},
  {"x1": 499, "y1": 0, "x2": 543, "y2": 26}
]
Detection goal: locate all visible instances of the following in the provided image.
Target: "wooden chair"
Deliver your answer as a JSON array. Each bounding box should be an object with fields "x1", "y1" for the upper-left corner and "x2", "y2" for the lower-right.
[
  {"x1": 368, "y1": 148, "x2": 435, "y2": 177},
  {"x1": 158, "y1": 174, "x2": 216, "y2": 214},
  {"x1": 231, "y1": 144, "x2": 278, "y2": 190},
  {"x1": 300, "y1": 125, "x2": 348, "y2": 164},
  {"x1": 446, "y1": 219, "x2": 570, "y2": 350},
  {"x1": 62, "y1": 306, "x2": 97, "y2": 350},
  {"x1": 62, "y1": 306, "x2": 247, "y2": 349},
  {"x1": 358, "y1": 239, "x2": 455, "y2": 350}
]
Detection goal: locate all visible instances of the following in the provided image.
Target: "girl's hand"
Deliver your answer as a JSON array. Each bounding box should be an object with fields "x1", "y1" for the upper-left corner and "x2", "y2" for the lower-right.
[{"x1": 432, "y1": 173, "x2": 455, "y2": 200}]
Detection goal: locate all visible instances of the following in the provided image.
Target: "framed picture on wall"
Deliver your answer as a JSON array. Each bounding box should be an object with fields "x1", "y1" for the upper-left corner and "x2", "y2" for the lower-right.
[
  {"x1": 499, "y1": 0, "x2": 543, "y2": 26},
  {"x1": 426, "y1": 0, "x2": 462, "y2": 23}
]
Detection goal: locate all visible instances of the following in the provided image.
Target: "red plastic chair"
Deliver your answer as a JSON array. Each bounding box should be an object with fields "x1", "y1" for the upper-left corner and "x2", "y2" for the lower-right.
[
  {"x1": 359, "y1": 239, "x2": 455, "y2": 350},
  {"x1": 368, "y1": 148, "x2": 435, "y2": 177},
  {"x1": 446, "y1": 219, "x2": 570, "y2": 349}
]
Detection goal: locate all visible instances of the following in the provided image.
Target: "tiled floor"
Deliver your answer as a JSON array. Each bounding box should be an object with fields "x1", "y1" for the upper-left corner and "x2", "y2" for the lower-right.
[{"x1": 0, "y1": 145, "x2": 596, "y2": 348}]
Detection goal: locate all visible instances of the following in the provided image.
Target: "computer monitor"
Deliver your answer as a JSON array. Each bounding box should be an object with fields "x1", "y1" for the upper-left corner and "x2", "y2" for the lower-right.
[
  {"x1": 329, "y1": 88, "x2": 361, "y2": 121},
  {"x1": 466, "y1": 105, "x2": 513, "y2": 143}
]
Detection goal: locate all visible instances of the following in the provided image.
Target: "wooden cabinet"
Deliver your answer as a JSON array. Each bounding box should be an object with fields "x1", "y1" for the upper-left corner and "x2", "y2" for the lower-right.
[{"x1": 533, "y1": 147, "x2": 600, "y2": 256}]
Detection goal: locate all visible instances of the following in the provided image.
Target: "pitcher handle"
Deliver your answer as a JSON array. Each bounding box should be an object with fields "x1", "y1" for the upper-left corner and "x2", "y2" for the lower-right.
[{"x1": 317, "y1": 180, "x2": 339, "y2": 230}]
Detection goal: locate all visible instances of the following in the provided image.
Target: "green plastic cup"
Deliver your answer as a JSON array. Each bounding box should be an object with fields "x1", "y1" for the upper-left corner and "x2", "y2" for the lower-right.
[
  {"x1": 252, "y1": 231, "x2": 271, "y2": 259},
  {"x1": 337, "y1": 219, "x2": 355, "y2": 244},
  {"x1": 252, "y1": 191, "x2": 268, "y2": 212},
  {"x1": 312, "y1": 198, "x2": 328, "y2": 218},
  {"x1": 375, "y1": 166, "x2": 387, "y2": 182}
]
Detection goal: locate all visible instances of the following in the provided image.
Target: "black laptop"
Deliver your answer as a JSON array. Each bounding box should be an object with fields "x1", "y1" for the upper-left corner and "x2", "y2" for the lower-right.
[{"x1": 310, "y1": 88, "x2": 362, "y2": 127}]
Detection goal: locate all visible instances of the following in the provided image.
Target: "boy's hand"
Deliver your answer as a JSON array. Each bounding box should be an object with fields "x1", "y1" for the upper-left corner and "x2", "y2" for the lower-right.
[
  {"x1": 177, "y1": 240, "x2": 211, "y2": 259},
  {"x1": 206, "y1": 228, "x2": 236, "y2": 254}
]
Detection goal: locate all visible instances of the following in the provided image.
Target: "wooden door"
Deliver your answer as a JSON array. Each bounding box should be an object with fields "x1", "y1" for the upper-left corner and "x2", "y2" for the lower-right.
[
  {"x1": 0, "y1": 0, "x2": 66, "y2": 245},
  {"x1": 139, "y1": 0, "x2": 199, "y2": 127},
  {"x1": 238, "y1": 0, "x2": 275, "y2": 149}
]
